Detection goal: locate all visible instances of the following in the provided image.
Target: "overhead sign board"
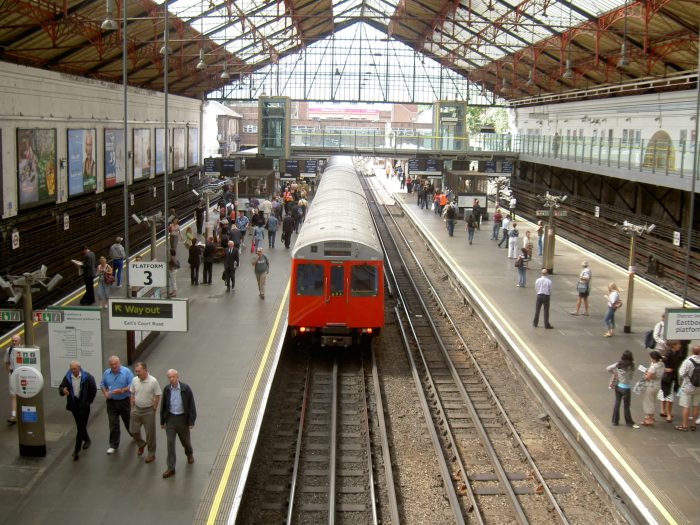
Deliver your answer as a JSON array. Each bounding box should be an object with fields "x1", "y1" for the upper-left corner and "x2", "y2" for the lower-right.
[
  {"x1": 664, "y1": 308, "x2": 700, "y2": 340},
  {"x1": 203, "y1": 157, "x2": 220, "y2": 176},
  {"x1": 32, "y1": 310, "x2": 64, "y2": 323},
  {"x1": 129, "y1": 261, "x2": 167, "y2": 288},
  {"x1": 536, "y1": 210, "x2": 568, "y2": 217},
  {"x1": 0, "y1": 309, "x2": 22, "y2": 322},
  {"x1": 108, "y1": 299, "x2": 189, "y2": 332}
]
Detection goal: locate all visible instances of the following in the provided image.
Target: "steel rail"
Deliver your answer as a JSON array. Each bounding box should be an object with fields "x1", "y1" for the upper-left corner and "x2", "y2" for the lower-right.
[
  {"x1": 285, "y1": 358, "x2": 311, "y2": 525},
  {"x1": 329, "y1": 358, "x2": 338, "y2": 525},
  {"x1": 359, "y1": 350, "x2": 379, "y2": 525}
]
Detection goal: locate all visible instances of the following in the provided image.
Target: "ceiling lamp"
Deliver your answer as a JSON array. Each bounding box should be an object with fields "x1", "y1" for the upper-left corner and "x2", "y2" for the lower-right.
[
  {"x1": 562, "y1": 59, "x2": 573, "y2": 79},
  {"x1": 220, "y1": 62, "x2": 231, "y2": 80},
  {"x1": 501, "y1": 77, "x2": 507, "y2": 91},
  {"x1": 525, "y1": 70, "x2": 533, "y2": 86},
  {"x1": 196, "y1": 49, "x2": 207, "y2": 70},
  {"x1": 101, "y1": 0, "x2": 118, "y2": 30},
  {"x1": 562, "y1": 2, "x2": 573, "y2": 79},
  {"x1": 618, "y1": 0, "x2": 629, "y2": 67},
  {"x1": 160, "y1": 45, "x2": 172, "y2": 56}
]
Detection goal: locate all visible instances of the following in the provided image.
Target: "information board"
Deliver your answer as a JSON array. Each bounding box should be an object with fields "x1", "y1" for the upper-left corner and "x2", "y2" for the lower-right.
[
  {"x1": 664, "y1": 308, "x2": 700, "y2": 340},
  {"x1": 48, "y1": 307, "x2": 103, "y2": 388},
  {"x1": 203, "y1": 157, "x2": 220, "y2": 176},
  {"x1": 302, "y1": 159, "x2": 318, "y2": 174},
  {"x1": 285, "y1": 159, "x2": 299, "y2": 175}
]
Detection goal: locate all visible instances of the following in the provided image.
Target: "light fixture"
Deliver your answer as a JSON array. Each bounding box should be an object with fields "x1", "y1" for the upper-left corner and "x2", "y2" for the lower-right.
[
  {"x1": 196, "y1": 49, "x2": 207, "y2": 70},
  {"x1": 335, "y1": 68, "x2": 341, "y2": 76},
  {"x1": 160, "y1": 45, "x2": 172, "y2": 56},
  {"x1": 101, "y1": 0, "x2": 118, "y2": 30},
  {"x1": 562, "y1": 59, "x2": 573, "y2": 79},
  {"x1": 525, "y1": 70, "x2": 533, "y2": 86},
  {"x1": 562, "y1": 3, "x2": 573, "y2": 79},
  {"x1": 618, "y1": 0, "x2": 629, "y2": 68},
  {"x1": 220, "y1": 62, "x2": 230, "y2": 80}
]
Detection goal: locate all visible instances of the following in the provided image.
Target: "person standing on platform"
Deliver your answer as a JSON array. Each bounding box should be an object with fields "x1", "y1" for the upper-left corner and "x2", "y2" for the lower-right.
[
  {"x1": 100, "y1": 355, "x2": 134, "y2": 455},
  {"x1": 223, "y1": 240, "x2": 239, "y2": 292},
  {"x1": 606, "y1": 350, "x2": 639, "y2": 428},
  {"x1": 497, "y1": 216, "x2": 510, "y2": 248},
  {"x1": 533, "y1": 269, "x2": 554, "y2": 329},
  {"x1": 509, "y1": 195, "x2": 517, "y2": 219},
  {"x1": 78, "y1": 246, "x2": 96, "y2": 305},
  {"x1": 266, "y1": 214, "x2": 278, "y2": 249},
  {"x1": 491, "y1": 208, "x2": 502, "y2": 240},
  {"x1": 507, "y1": 222, "x2": 519, "y2": 258},
  {"x1": 160, "y1": 369, "x2": 196, "y2": 479},
  {"x1": 445, "y1": 203, "x2": 456, "y2": 237},
  {"x1": 641, "y1": 351, "x2": 664, "y2": 426},
  {"x1": 603, "y1": 282, "x2": 621, "y2": 337},
  {"x1": 109, "y1": 237, "x2": 125, "y2": 288},
  {"x1": 515, "y1": 248, "x2": 527, "y2": 288},
  {"x1": 59, "y1": 360, "x2": 97, "y2": 460},
  {"x1": 4, "y1": 334, "x2": 20, "y2": 424},
  {"x1": 194, "y1": 201, "x2": 205, "y2": 235},
  {"x1": 472, "y1": 200, "x2": 482, "y2": 229},
  {"x1": 658, "y1": 340, "x2": 683, "y2": 424},
  {"x1": 282, "y1": 214, "x2": 295, "y2": 249},
  {"x1": 95, "y1": 256, "x2": 113, "y2": 310},
  {"x1": 130, "y1": 362, "x2": 161, "y2": 464},
  {"x1": 536, "y1": 220, "x2": 544, "y2": 256},
  {"x1": 188, "y1": 240, "x2": 202, "y2": 285},
  {"x1": 571, "y1": 261, "x2": 592, "y2": 316},
  {"x1": 675, "y1": 345, "x2": 700, "y2": 431},
  {"x1": 168, "y1": 218, "x2": 183, "y2": 252},
  {"x1": 652, "y1": 313, "x2": 666, "y2": 348},
  {"x1": 202, "y1": 237, "x2": 215, "y2": 285},
  {"x1": 168, "y1": 249, "x2": 179, "y2": 298},
  {"x1": 252, "y1": 247, "x2": 270, "y2": 299},
  {"x1": 465, "y1": 214, "x2": 476, "y2": 245}
]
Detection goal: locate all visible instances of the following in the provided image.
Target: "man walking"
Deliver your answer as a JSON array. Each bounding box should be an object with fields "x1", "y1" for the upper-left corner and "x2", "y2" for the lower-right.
[
  {"x1": 160, "y1": 369, "x2": 196, "y2": 478},
  {"x1": 282, "y1": 214, "x2": 295, "y2": 249},
  {"x1": 109, "y1": 237, "x2": 125, "y2": 287},
  {"x1": 491, "y1": 208, "x2": 503, "y2": 240},
  {"x1": 59, "y1": 361, "x2": 97, "y2": 460},
  {"x1": 4, "y1": 334, "x2": 20, "y2": 424},
  {"x1": 533, "y1": 269, "x2": 554, "y2": 329},
  {"x1": 202, "y1": 236, "x2": 215, "y2": 285},
  {"x1": 130, "y1": 362, "x2": 161, "y2": 464},
  {"x1": 223, "y1": 240, "x2": 239, "y2": 291},
  {"x1": 252, "y1": 247, "x2": 270, "y2": 299},
  {"x1": 79, "y1": 246, "x2": 96, "y2": 305},
  {"x1": 497, "y1": 216, "x2": 510, "y2": 248},
  {"x1": 100, "y1": 355, "x2": 133, "y2": 454}
]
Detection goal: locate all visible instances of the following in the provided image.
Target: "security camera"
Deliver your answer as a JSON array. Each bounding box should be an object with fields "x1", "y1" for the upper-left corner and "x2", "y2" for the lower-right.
[
  {"x1": 131, "y1": 214, "x2": 142, "y2": 224},
  {"x1": 646, "y1": 224, "x2": 656, "y2": 233},
  {"x1": 0, "y1": 275, "x2": 10, "y2": 289},
  {"x1": 46, "y1": 274, "x2": 63, "y2": 292},
  {"x1": 8, "y1": 288, "x2": 23, "y2": 304},
  {"x1": 191, "y1": 189, "x2": 200, "y2": 197}
]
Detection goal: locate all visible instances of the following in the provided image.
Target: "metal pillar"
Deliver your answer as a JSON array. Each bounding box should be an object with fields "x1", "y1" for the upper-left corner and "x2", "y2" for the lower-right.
[{"x1": 623, "y1": 234, "x2": 637, "y2": 333}]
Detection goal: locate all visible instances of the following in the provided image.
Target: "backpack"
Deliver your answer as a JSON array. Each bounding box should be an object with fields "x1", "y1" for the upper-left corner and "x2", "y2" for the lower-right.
[
  {"x1": 643, "y1": 329, "x2": 656, "y2": 349},
  {"x1": 690, "y1": 360, "x2": 700, "y2": 387}
]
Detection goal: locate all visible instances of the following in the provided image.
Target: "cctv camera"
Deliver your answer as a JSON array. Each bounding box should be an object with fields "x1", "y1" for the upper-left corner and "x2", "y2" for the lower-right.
[
  {"x1": 192, "y1": 189, "x2": 200, "y2": 197},
  {"x1": 0, "y1": 275, "x2": 10, "y2": 289},
  {"x1": 46, "y1": 274, "x2": 63, "y2": 292},
  {"x1": 131, "y1": 214, "x2": 142, "y2": 224}
]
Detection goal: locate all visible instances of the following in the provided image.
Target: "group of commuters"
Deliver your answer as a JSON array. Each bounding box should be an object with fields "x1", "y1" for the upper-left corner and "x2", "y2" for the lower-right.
[{"x1": 76, "y1": 238, "x2": 124, "y2": 309}]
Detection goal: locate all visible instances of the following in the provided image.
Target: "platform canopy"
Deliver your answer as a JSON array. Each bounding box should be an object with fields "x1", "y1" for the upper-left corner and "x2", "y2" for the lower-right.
[{"x1": 0, "y1": 0, "x2": 697, "y2": 104}]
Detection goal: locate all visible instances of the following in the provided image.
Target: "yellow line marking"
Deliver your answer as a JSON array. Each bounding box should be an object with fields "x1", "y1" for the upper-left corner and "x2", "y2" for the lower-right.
[
  {"x1": 205, "y1": 280, "x2": 290, "y2": 525},
  {"x1": 402, "y1": 203, "x2": 676, "y2": 525}
]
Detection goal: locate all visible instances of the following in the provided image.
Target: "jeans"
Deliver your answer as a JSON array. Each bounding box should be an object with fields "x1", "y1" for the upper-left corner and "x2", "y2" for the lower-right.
[
  {"x1": 112, "y1": 259, "x2": 123, "y2": 286},
  {"x1": 612, "y1": 386, "x2": 633, "y2": 425},
  {"x1": 491, "y1": 223, "x2": 500, "y2": 240},
  {"x1": 537, "y1": 235, "x2": 543, "y2": 256},
  {"x1": 467, "y1": 227, "x2": 475, "y2": 244},
  {"x1": 447, "y1": 220, "x2": 454, "y2": 236},
  {"x1": 268, "y1": 231, "x2": 277, "y2": 248},
  {"x1": 603, "y1": 306, "x2": 616, "y2": 329},
  {"x1": 498, "y1": 229, "x2": 509, "y2": 247},
  {"x1": 517, "y1": 266, "x2": 526, "y2": 287}
]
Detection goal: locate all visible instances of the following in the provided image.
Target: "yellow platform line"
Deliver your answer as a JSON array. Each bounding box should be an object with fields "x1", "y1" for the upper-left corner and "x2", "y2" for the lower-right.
[{"x1": 205, "y1": 280, "x2": 290, "y2": 525}]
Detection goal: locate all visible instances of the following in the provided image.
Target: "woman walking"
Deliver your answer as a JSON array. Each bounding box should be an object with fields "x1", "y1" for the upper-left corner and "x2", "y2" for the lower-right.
[
  {"x1": 603, "y1": 282, "x2": 621, "y2": 337},
  {"x1": 515, "y1": 248, "x2": 527, "y2": 287},
  {"x1": 168, "y1": 218, "x2": 183, "y2": 251},
  {"x1": 607, "y1": 350, "x2": 640, "y2": 428},
  {"x1": 465, "y1": 214, "x2": 476, "y2": 245},
  {"x1": 95, "y1": 256, "x2": 113, "y2": 309},
  {"x1": 641, "y1": 351, "x2": 664, "y2": 426},
  {"x1": 168, "y1": 249, "x2": 179, "y2": 297}
]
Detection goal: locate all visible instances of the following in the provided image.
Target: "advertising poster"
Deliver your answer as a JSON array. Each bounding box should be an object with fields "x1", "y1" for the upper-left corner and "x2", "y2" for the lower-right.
[
  {"x1": 188, "y1": 127, "x2": 199, "y2": 167},
  {"x1": 155, "y1": 128, "x2": 165, "y2": 175},
  {"x1": 67, "y1": 129, "x2": 97, "y2": 197},
  {"x1": 173, "y1": 128, "x2": 185, "y2": 171},
  {"x1": 104, "y1": 128, "x2": 125, "y2": 188},
  {"x1": 133, "y1": 128, "x2": 152, "y2": 180},
  {"x1": 47, "y1": 307, "x2": 103, "y2": 388},
  {"x1": 17, "y1": 128, "x2": 57, "y2": 209}
]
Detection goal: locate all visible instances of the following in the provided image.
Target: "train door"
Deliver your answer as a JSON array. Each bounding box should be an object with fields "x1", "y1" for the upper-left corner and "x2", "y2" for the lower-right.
[{"x1": 327, "y1": 264, "x2": 346, "y2": 324}]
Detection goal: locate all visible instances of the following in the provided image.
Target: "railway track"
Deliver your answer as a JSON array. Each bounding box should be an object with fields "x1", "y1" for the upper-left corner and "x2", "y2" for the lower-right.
[
  {"x1": 364, "y1": 176, "x2": 572, "y2": 524},
  {"x1": 238, "y1": 347, "x2": 399, "y2": 525}
]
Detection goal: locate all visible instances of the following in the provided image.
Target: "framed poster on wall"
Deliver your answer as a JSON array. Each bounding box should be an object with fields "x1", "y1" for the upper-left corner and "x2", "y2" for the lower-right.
[
  {"x1": 133, "y1": 128, "x2": 151, "y2": 180},
  {"x1": 173, "y1": 128, "x2": 185, "y2": 171},
  {"x1": 104, "y1": 128, "x2": 125, "y2": 188},
  {"x1": 67, "y1": 129, "x2": 97, "y2": 197},
  {"x1": 155, "y1": 128, "x2": 165, "y2": 175},
  {"x1": 17, "y1": 128, "x2": 57, "y2": 209},
  {"x1": 188, "y1": 127, "x2": 198, "y2": 167}
]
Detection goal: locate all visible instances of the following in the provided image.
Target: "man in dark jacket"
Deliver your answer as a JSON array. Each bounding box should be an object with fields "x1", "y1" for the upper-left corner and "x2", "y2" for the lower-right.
[
  {"x1": 202, "y1": 237, "x2": 216, "y2": 285},
  {"x1": 59, "y1": 361, "x2": 97, "y2": 460},
  {"x1": 282, "y1": 214, "x2": 295, "y2": 249},
  {"x1": 79, "y1": 246, "x2": 96, "y2": 305},
  {"x1": 223, "y1": 240, "x2": 239, "y2": 291},
  {"x1": 160, "y1": 369, "x2": 196, "y2": 478}
]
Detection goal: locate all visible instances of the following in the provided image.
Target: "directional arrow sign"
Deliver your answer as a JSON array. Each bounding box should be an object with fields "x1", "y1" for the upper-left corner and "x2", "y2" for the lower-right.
[
  {"x1": 0, "y1": 309, "x2": 23, "y2": 322},
  {"x1": 108, "y1": 299, "x2": 188, "y2": 332},
  {"x1": 32, "y1": 310, "x2": 64, "y2": 323}
]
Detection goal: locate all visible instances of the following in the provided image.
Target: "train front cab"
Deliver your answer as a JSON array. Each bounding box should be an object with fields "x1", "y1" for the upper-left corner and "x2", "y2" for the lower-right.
[{"x1": 289, "y1": 258, "x2": 384, "y2": 347}]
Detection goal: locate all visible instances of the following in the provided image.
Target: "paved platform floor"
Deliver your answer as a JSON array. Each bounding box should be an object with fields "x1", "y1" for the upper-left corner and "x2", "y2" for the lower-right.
[
  {"x1": 0, "y1": 216, "x2": 291, "y2": 525},
  {"x1": 380, "y1": 174, "x2": 699, "y2": 525}
]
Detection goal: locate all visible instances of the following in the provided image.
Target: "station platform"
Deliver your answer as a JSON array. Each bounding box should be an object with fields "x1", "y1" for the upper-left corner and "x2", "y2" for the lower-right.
[
  {"x1": 377, "y1": 175, "x2": 698, "y2": 525},
  {"x1": 0, "y1": 215, "x2": 290, "y2": 525}
]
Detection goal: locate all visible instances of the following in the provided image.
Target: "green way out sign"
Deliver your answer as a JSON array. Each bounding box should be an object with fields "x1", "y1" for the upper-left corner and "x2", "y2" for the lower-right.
[{"x1": 108, "y1": 299, "x2": 188, "y2": 332}]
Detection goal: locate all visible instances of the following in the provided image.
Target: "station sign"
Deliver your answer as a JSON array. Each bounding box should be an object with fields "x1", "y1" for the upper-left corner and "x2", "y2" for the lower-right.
[
  {"x1": 0, "y1": 309, "x2": 23, "y2": 322},
  {"x1": 664, "y1": 308, "x2": 700, "y2": 340},
  {"x1": 285, "y1": 159, "x2": 299, "y2": 175},
  {"x1": 203, "y1": 157, "x2": 220, "y2": 177},
  {"x1": 302, "y1": 159, "x2": 318, "y2": 175},
  {"x1": 32, "y1": 310, "x2": 64, "y2": 323},
  {"x1": 536, "y1": 210, "x2": 568, "y2": 217},
  {"x1": 129, "y1": 261, "x2": 167, "y2": 288},
  {"x1": 108, "y1": 298, "x2": 189, "y2": 332},
  {"x1": 11, "y1": 366, "x2": 44, "y2": 399}
]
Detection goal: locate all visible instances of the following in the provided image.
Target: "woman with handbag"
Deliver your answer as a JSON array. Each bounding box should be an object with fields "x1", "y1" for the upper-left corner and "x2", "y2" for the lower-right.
[
  {"x1": 603, "y1": 282, "x2": 622, "y2": 337},
  {"x1": 571, "y1": 261, "x2": 592, "y2": 316},
  {"x1": 606, "y1": 350, "x2": 640, "y2": 428},
  {"x1": 96, "y1": 256, "x2": 113, "y2": 309},
  {"x1": 515, "y1": 248, "x2": 527, "y2": 287},
  {"x1": 641, "y1": 351, "x2": 664, "y2": 425}
]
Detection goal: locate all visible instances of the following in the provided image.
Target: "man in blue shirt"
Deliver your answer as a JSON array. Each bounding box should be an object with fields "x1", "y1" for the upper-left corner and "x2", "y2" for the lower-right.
[
  {"x1": 100, "y1": 355, "x2": 134, "y2": 454},
  {"x1": 160, "y1": 369, "x2": 196, "y2": 478}
]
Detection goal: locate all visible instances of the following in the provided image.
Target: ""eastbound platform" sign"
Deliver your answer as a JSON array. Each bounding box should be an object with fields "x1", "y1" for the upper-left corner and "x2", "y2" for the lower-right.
[{"x1": 108, "y1": 299, "x2": 189, "y2": 332}]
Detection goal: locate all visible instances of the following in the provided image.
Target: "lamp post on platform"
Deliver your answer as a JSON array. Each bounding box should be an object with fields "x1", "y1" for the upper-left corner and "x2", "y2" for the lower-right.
[
  {"x1": 538, "y1": 192, "x2": 568, "y2": 274},
  {"x1": 617, "y1": 220, "x2": 655, "y2": 333}
]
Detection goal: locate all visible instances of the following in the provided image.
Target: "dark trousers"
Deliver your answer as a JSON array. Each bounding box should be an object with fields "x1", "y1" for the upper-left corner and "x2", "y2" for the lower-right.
[
  {"x1": 283, "y1": 231, "x2": 292, "y2": 248},
  {"x1": 106, "y1": 398, "x2": 131, "y2": 448},
  {"x1": 203, "y1": 262, "x2": 213, "y2": 284},
  {"x1": 196, "y1": 218, "x2": 204, "y2": 235},
  {"x1": 81, "y1": 274, "x2": 95, "y2": 304},
  {"x1": 225, "y1": 268, "x2": 236, "y2": 289},
  {"x1": 533, "y1": 294, "x2": 550, "y2": 327},
  {"x1": 71, "y1": 406, "x2": 91, "y2": 453},
  {"x1": 612, "y1": 386, "x2": 633, "y2": 425},
  {"x1": 498, "y1": 229, "x2": 509, "y2": 247},
  {"x1": 165, "y1": 414, "x2": 193, "y2": 471},
  {"x1": 268, "y1": 231, "x2": 276, "y2": 248},
  {"x1": 190, "y1": 264, "x2": 200, "y2": 284}
]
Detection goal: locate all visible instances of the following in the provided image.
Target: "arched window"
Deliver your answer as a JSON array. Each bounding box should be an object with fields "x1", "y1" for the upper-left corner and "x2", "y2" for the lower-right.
[{"x1": 643, "y1": 131, "x2": 674, "y2": 170}]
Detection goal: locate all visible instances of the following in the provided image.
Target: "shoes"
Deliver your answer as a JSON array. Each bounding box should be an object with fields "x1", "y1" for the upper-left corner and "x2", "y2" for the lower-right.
[
  {"x1": 82, "y1": 439, "x2": 91, "y2": 450},
  {"x1": 7, "y1": 416, "x2": 17, "y2": 425},
  {"x1": 106, "y1": 447, "x2": 116, "y2": 454},
  {"x1": 187, "y1": 455, "x2": 194, "y2": 464},
  {"x1": 545, "y1": 325, "x2": 554, "y2": 329},
  {"x1": 603, "y1": 332, "x2": 612, "y2": 337},
  {"x1": 583, "y1": 312, "x2": 589, "y2": 316},
  {"x1": 533, "y1": 323, "x2": 538, "y2": 327},
  {"x1": 260, "y1": 294, "x2": 265, "y2": 299},
  {"x1": 629, "y1": 424, "x2": 640, "y2": 429},
  {"x1": 675, "y1": 425, "x2": 688, "y2": 431},
  {"x1": 162, "y1": 469, "x2": 175, "y2": 478},
  {"x1": 612, "y1": 422, "x2": 619, "y2": 426},
  {"x1": 137, "y1": 445, "x2": 145, "y2": 456},
  {"x1": 145, "y1": 455, "x2": 156, "y2": 463},
  {"x1": 72, "y1": 452, "x2": 79, "y2": 461},
  {"x1": 570, "y1": 312, "x2": 579, "y2": 316}
]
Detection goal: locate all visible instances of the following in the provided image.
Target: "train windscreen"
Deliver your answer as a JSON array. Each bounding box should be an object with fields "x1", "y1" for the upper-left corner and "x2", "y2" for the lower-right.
[
  {"x1": 295, "y1": 264, "x2": 324, "y2": 296},
  {"x1": 351, "y1": 265, "x2": 378, "y2": 297}
]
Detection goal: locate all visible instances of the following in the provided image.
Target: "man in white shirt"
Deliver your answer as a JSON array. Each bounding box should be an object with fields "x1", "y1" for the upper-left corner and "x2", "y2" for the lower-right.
[
  {"x1": 130, "y1": 362, "x2": 161, "y2": 463},
  {"x1": 533, "y1": 269, "x2": 554, "y2": 329},
  {"x1": 653, "y1": 313, "x2": 666, "y2": 348}
]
